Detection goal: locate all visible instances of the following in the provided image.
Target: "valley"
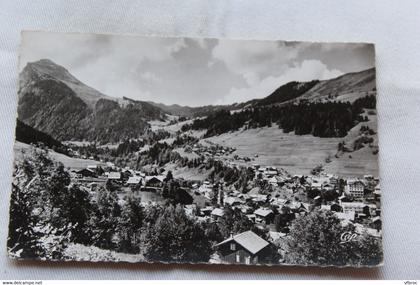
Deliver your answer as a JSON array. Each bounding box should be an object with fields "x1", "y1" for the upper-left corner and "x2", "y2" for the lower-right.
[{"x1": 9, "y1": 58, "x2": 382, "y2": 266}]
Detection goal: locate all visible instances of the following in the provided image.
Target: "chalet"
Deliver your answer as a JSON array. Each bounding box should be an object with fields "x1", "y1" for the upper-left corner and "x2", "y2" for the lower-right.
[
  {"x1": 264, "y1": 167, "x2": 278, "y2": 177},
  {"x1": 211, "y1": 208, "x2": 225, "y2": 220},
  {"x1": 311, "y1": 181, "x2": 323, "y2": 190},
  {"x1": 250, "y1": 194, "x2": 268, "y2": 203},
  {"x1": 107, "y1": 172, "x2": 121, "y2": 181},
  {"x1": 145, "y1": 176, "x2": 164, "y2": 188},
  {"x1": 270, "y1": 197, "x2": 286, "y2": 207},
  {"x1": 87, "y1": 165, "x2": 98, "y2": 171},
  {"x1": 224, "y1": 197, "x2": 242, "y2": 206},
  {"x1": 214, "y1": 231, "x2": 272, "y2": 265},
  {"x1": 76, "y1": 168, "x2": 96, "y2": 178},
  {"x1": 335, "y1": 211, "x2": 355, "y2": 222},
  {"x1": 340, "y1": 202, "x2": 368, "y2": 214},
  {"x1": 268, "y1": 176, "x2": 284, "y2": 187},
  {"x1": 254, "y1": 208, "x2": 274, "y2": 224},
  {"x1": 200, "y1": 206, "x2": 214, "y2": 216},
  {"x1": 126, "y1": 176, "x2": 142, "y2": 187},
  {"x1": 345, "y1": 179, "x2": 365, "y2": 198}
]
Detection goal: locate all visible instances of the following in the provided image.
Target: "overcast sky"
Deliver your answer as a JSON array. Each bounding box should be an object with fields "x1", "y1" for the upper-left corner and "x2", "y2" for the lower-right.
[{"x1": 20, "y1": 31, "x2": 375, "y2": 107}]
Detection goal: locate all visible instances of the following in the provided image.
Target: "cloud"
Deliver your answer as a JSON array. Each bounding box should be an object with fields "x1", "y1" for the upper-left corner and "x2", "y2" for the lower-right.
[
  {"x1": 215, "y1": 60, "x2": 343, "y2": 105},
  {"x1": 212, "y1": 40, "x2": 299, "y2": 80},
  {"x1": 139, "y1": 71, "x2": 162, "y2": 83},
  {"x1": 19, "y1": 32, "x2": 373, "y2": 106}
]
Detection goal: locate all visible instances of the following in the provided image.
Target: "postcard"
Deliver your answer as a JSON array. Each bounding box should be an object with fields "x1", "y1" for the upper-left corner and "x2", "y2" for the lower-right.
[{"x1": 8, "y1": 31, "x2": 382, "y2": 267}]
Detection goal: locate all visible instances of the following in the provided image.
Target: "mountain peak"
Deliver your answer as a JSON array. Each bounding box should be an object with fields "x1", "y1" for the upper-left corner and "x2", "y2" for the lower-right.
[
  {"x1": 24, "y1": 59, "x2": 78, "y2": 84},
  {"x1": 20, "y1": 59, "x2": 113, "y2": 108}
]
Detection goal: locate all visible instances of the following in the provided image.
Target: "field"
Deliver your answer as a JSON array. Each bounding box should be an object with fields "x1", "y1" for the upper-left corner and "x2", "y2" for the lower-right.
[
  {"x1": 204, "y1": 119, "x2": 379, "y2": 177},
  {"x1": 14, "y1": 142, "x2": 106, "y2": 170}
]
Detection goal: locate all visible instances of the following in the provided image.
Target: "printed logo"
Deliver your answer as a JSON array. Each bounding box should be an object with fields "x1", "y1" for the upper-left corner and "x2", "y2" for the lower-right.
[{"x1": 340, "y1": 232, "x2": 358, "y2": 244}]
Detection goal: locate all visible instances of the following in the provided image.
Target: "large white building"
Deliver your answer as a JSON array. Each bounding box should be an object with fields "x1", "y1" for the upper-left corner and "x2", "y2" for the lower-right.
[
  {"x1": 341, "y1": 202, "x2": 367, "y2": 214},
  {"x1": 345, "y1": 179, "x2": 365, "y2": 198}
]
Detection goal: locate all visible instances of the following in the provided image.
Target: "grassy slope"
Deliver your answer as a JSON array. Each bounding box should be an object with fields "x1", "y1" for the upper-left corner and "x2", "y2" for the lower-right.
[
  {"x1": 204, "y1": 115, "x2": 379, "y2": 177},
  {"x1": 63, "y1": 243, "x2": 144, "y2": 263},
  {"x1": 324, "y1": 109, "x2": 379, "y2": 177},
  {"x1": 14, "y1": 141, "x2": 106, "y2": 170}
]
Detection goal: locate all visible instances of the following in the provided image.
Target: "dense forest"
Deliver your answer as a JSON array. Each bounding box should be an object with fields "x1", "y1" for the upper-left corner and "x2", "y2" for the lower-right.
[
  {"x1": 15, "y1": 119, "x2": 69, "y2": 155},
  {"x1": 182, "y1": 95, "x2": 376, "y2": 138}
]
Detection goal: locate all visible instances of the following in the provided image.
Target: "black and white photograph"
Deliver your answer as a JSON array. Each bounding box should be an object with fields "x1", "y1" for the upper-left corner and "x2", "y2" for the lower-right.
[{"x1": 8, "y1": 31, "x2": 382, "y2": 267}]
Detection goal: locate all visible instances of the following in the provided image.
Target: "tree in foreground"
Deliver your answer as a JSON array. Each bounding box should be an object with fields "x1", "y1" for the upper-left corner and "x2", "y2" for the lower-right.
[
  {"x1": 116, "y1": 196, "x2": 144, "y2": 253},
  {"x1": 142, "y1": 204, "x2": 211, "y2": 263},
  {"x1": 284, "y1": 210, "x2": 383, "y2": 266}
]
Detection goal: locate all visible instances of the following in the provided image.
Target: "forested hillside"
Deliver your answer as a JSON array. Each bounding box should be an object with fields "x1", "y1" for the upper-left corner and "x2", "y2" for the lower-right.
[
  {"x1": 18, "y1": 59, "x2": 164, "y2": 143},
  {"x1": 182, "y1": 95, "x2": 376, "y2": 138},
  {"x1": 15, "y1": 119, "x2": 68, "y2": 154}
]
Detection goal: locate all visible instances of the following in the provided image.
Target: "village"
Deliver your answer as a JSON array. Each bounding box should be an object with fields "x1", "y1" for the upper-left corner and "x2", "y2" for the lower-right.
[{"x1": 68, "y1": 147, "x2": 381, "y2": 265}]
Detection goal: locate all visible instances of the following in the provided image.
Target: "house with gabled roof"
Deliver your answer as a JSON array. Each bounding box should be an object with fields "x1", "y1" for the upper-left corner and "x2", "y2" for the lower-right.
[
  {"x1": 76, "y1": 168, "x2": 96, "y2": 178},
  {"x1": 224, "y1": 196, "x2": 242, "y2": 206},
  {"x1": 126, "y1": 176, "x2": 142, "y2": 187},
  {"x1": 211, "y1": 208, "x2": 225, "y2": 220},
  {"x1": 254, "y1": 208, "x2": 274, "y2": 224},
  {"x1": 145, "y1": 175, "x2": 164, "y2": 187},
  {"x1": 214, "y1": 231, "x2": 274, "y2": 265},
  {"x1": 107, "y1": 171, "x2": 121, "y2": 181}
]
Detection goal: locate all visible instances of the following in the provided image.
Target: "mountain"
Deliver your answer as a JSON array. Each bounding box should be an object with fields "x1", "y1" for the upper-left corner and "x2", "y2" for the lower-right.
[
  {"x1": 297, "y1": 68, "x2": 376, "y2": 103},
  {"x1": 17, "y1": 59, "x2": 376, "y2": 143},
  {"x1": 250, "y1": 68, "x2": 376, "y2": 107},
  {"x1": 149, "y1": 68, "x2": 376, "y2": 117},
  {"x1": 147, "y1": 101, "x2": 240, "y2": 118},
  {"x1": 18, "y1": 59, "x2": 165, "y2": 143}
]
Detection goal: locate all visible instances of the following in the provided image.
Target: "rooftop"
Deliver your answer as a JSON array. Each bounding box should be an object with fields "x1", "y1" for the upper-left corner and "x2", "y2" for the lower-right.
[
  {"x1": 108, "y1": 172, "x2": 121, "y2": 179},
  {"x1": 211, "y1": 208, "x2": 224, "y2": 217},
  {"x1": 215, "y1": 231, "x2": 270, "y2": 255},
  {"x1": 254, "y1": 208, "x2": 274, "y2": 217},
  {"x1": 127, "y1": 176, "x2": 142, "y2": 184}
]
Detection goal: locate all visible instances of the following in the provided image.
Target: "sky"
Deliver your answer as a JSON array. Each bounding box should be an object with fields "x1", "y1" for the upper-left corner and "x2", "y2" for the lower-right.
[{"x1": 19, "y1": 31, "x2": 375, "y2": 107}]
